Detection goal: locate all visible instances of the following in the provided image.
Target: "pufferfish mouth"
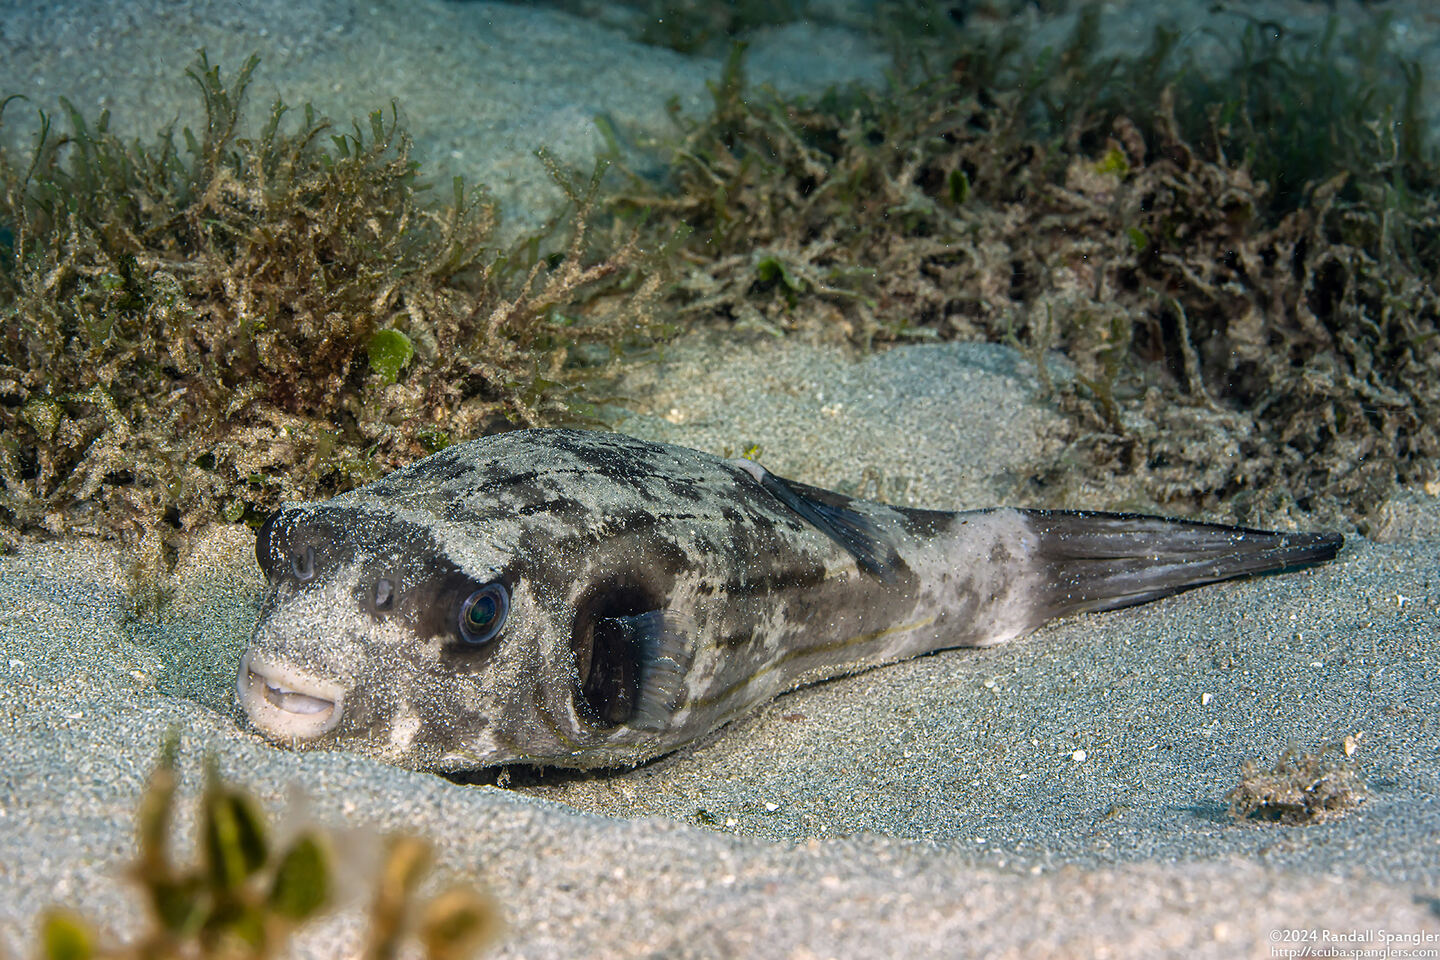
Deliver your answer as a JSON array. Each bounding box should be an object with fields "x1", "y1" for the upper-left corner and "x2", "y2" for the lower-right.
[{"x1": 237, "y1": 649, "x2": 347, "y2": 742}]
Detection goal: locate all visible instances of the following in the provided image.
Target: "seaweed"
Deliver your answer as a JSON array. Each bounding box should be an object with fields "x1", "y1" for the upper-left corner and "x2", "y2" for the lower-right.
[
  {"x1": 5, "y1": 5, "x2": 1435, "y2": 547},
  {"x1": 1015, "y1": 9, "x2": 1440, "y2": 526},
  {"x1": 0, "y1": 53, "x2": 665, "y2": 545},
  {"x1": 37, "y1": 735, "x2": 501, "y2": 958},
  {"x1": 1226, "y1": 739, "x2": 1367, "y2": 825},
  {"x1": 607, "y1": 42, "x2": 1026, "y2": 347},
  {"x1": 613, "y1": 5, "x2": 1439, "y2": 528}
]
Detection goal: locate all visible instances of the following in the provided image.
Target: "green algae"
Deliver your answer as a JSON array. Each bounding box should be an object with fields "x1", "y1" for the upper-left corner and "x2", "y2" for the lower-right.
[
  {"x1": 610, "y1": 7, "x2": 1439, "y2": 529},
  {"x1": 0, "y1": 53, "x2": 664, "y2": 545},
  {"x1": 2, "y1": 5, "x2": 1437, "y2": 550},
  {"x1": 36, "y1": 736, "x2": 500, "y2": 959}
]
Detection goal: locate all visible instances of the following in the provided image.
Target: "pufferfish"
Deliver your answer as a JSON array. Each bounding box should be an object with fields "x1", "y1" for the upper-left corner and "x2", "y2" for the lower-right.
[{"x1": 238, "y1": 428, "x2": 1341, "y2": 771}]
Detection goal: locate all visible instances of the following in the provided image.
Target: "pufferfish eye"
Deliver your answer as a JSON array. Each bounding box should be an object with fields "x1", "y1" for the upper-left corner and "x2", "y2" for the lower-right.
[{"x1": 458, "y1": 582, "x2": 509, "y2": 645}]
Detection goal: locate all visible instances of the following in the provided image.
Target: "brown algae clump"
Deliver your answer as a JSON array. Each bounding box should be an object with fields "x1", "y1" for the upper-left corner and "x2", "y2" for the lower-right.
[
  {"x1": 0, "y1": 53, "x2": 664, "y2": 544},
  {"x1": 615, "y1": 9, "x2": 1440, "y2": 529},
  {"x1": 1226, "y1": 741, "x2": 1368, "y2": 825}
]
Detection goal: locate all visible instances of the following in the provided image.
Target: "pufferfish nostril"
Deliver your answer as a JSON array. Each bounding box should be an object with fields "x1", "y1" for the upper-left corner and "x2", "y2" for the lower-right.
[{"x1": 374, "y1": 577, "x2": 395, "y2": 610}]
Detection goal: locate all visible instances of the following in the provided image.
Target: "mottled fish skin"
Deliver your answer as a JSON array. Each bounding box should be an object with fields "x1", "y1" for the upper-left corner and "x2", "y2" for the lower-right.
[{"x1": 238, "y1": 428, "x2": 1342, "y2": 771}]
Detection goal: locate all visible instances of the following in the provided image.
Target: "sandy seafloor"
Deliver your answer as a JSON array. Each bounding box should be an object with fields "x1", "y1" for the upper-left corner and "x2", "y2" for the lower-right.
[{"x1": 2, "y1": 1, "x2": 1439, "y2": 957}]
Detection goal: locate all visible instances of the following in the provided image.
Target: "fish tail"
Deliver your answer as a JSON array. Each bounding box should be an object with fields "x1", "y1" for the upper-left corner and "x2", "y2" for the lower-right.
[{"x1": 1023, "y1": 510, "x2": 1343, "y2": 620}]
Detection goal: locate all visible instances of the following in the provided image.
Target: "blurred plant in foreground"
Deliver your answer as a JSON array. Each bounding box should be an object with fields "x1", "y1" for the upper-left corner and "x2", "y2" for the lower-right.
[{"x1": 34, "y1": 734, "x2": 501, "y2": 960}]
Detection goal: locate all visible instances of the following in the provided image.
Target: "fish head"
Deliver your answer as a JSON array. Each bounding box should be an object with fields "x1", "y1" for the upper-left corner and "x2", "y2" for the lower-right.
[{"x1": 238, "y1": 498, "x2": 586, "y2": 770}]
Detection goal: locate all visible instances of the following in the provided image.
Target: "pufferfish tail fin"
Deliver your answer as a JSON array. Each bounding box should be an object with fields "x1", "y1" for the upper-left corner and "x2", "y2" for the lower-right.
[{"x1": 1023, "y1": 510, "x2": 1343, "y2": 620}]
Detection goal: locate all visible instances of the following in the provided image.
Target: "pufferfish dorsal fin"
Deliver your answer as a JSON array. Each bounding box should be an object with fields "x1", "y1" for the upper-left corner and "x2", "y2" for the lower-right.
[
  {"x1": 729, "y1": 458, "x2": 902, "y2": 582},
  {"x1": 593, "y1": 610, "x2": 696, "y2": 733}
]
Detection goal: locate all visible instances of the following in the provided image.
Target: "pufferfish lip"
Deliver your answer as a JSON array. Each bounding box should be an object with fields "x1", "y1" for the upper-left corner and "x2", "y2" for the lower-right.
[{"x1": 237, "y1": 648, "x2": 347, "y2": 742}]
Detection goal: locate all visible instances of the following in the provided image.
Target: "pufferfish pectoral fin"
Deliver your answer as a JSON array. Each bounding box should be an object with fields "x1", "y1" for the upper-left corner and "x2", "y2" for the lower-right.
[
  {"x1": 729, "y1": 458, "x2": 903, "y2": 581},
  {"x1": 592, "y1": 610, "x2": 697, "y2": 733}
]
